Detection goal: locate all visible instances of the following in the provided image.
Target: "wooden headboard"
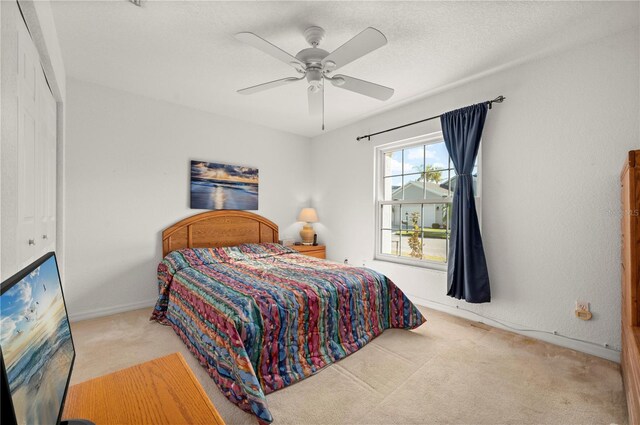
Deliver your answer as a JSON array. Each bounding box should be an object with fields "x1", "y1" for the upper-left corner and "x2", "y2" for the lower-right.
[{"x1": 162, "y1": 211, "x2": 279, "y2": 257}]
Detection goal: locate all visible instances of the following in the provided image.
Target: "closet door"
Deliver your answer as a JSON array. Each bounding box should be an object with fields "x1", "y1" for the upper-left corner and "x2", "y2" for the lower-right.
[
  {"x1": 15, "y1": 17, "x2": 57, "y2": 266},
  {"x1": 45, "y1": 95, "x2": 57, "y2": 251},
  {"x1": 16, "y1": 21, "x2": 40, "y2": 265},
  {"x1": 37, "y1": 70, "x2": 57, "y2": 252}
]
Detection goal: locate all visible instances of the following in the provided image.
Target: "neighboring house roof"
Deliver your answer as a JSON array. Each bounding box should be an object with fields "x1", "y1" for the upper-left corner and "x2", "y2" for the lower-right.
[
  {"x1": 439, "y1": 174, "x2": 478, "y2": 191},
  {"x1": 439, "y1": 177, "x2": 454, "y2": 191},
  {"x1": 392, "y1": 180, "x2": 449, "y2": 198}
]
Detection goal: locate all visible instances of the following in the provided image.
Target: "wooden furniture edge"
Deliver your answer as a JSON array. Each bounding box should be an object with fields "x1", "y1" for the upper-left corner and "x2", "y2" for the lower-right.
[
  {"x1": 622, "y1": 150, "x2": 639, "y2": 327},
  {"x1": 622, "y1": 326, "x2": 640, "y2": 425},
  {"x1": 620, "y1": 150, "x2": 639, "y2": 180},
  {"x1": 291, "y1": 244, "x2": 325, "y2": 251},
  {"x1": 175, "y1": 352, "x2": 225, "y2": 425},
  {"x1": 621, "y1": 149, "x2": 640, "y2": 425},
  {"x1": 633, "y1": 150, "x2": 639, "y2": 327},
  {"x1": 162, "y1": 211, "x2": 280, "y2": 257},
  {"x1": 291, "y1": 244, "x2": 326, "y2": 259}
]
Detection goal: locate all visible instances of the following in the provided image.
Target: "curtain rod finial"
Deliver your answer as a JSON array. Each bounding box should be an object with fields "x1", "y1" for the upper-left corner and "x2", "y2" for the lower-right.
[{"x1": 488, "y1": 95, "x2": 506, "y2": 109}]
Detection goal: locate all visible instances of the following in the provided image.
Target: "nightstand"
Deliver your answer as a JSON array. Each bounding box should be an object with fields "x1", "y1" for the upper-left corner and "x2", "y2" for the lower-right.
[{"x1": 291, "y1": 244, "x2": 326, "y2": 259}]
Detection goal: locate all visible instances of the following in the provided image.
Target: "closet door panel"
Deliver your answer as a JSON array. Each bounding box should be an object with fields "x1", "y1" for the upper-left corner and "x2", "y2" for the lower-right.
[
  {"x1": 40, "y1": 81, "x2": 57, "y2": 252},
  {"x1": 17, "y1": 24, "x2": 37, "y2": 106},
  {"x1": 16, "y1": 21, "x2": 38, "y2": 265},
  {"x1": 16, "y1": 19, "x2": 45, "y2": 265},
  {"x1": 16, "y1": 102, "x2": 37, "y2": 264}
]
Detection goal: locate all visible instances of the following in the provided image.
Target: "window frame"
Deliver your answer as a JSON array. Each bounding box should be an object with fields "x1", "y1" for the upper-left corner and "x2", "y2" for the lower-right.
[{"x1": 373, "y1": 131, "x2": 482, "y2": 271}]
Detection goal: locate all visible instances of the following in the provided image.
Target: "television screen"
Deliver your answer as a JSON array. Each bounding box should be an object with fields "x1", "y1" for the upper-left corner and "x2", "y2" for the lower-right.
[{"x1": 0, "y1": 253, "x2": 75, "y2": 425}]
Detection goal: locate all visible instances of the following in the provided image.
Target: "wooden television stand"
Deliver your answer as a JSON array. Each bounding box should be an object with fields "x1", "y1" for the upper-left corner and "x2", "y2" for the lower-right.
[{"x1": 62, "y1": 353, "x2": 225, "y2": 425}]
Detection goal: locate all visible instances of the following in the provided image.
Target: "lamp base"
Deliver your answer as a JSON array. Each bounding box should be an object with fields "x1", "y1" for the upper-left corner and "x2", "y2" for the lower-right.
[{"x1": 300, "y1": 223, "x2": 314, "y2": 245}]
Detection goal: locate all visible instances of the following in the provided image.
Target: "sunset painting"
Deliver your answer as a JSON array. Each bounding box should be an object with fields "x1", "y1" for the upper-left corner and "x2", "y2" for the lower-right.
[
  {"x1": 190, "y1": 161, "x2": 259, "y2": 210},
  {"x1": 0, "y1": 256, "x2": 74, "y2": 425}
]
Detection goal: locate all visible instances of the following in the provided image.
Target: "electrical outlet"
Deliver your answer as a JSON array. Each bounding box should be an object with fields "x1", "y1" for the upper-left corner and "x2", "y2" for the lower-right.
[
  {"x1": 575, "y1": 300, "x2": 592, "y2": 321},
  {"x1": 576, "y1": 301, "x2": 589, "y2": 312}
]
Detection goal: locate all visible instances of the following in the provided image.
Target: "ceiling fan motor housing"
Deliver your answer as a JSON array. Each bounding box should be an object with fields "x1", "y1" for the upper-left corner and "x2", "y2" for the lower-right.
[
  {"x1": 296, "y1": 36, "x2": 330, "y2": 88},
  {"x1": 296, "y1": 48, "x2": 329, "y2": 68},
  {"x1": 306, "y1": 68, "x2": 323, "y2": 88}
]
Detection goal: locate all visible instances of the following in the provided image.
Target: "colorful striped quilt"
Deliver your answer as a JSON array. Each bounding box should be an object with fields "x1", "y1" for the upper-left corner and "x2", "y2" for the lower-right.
[{"x1": 151, "y1": 243, "x2": 425, "y2": 423}]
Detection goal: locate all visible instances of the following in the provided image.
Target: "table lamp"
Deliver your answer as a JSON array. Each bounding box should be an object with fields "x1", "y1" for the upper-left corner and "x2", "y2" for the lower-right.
[{"x1": 298, "y1": 207, "x2": 319, "y2": 245}]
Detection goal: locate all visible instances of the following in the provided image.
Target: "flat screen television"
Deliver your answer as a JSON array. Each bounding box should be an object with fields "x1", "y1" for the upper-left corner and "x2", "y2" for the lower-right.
[{"x1": 0, "y1": 252, "x2": 93, "y2": 425}]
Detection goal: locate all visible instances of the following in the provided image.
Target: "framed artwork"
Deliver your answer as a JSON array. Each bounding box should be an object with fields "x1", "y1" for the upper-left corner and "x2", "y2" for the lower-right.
[{"x1": 190, "y1": 160, "x2": 259, "y2": 210}]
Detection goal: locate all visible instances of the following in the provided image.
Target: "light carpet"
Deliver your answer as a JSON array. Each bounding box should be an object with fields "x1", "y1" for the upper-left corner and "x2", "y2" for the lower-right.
[{"x1": 69, "y1": 306, "x2": 627, "y2": 424}]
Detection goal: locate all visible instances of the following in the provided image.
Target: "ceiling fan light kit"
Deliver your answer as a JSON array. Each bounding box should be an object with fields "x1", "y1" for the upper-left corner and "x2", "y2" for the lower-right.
[{"x1": 235, "y1": 26, "x2": 395, "y2": 130}]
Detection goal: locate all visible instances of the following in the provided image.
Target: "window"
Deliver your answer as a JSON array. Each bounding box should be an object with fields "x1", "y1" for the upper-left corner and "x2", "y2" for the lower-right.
[{"x1": 375, "y1": 132, "x2": 479, "y2": 269}]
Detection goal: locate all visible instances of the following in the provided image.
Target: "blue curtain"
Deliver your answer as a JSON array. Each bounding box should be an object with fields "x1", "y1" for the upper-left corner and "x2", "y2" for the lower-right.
[{"x1": 440, "y1": 103, "x2": 491, "y2": 303}]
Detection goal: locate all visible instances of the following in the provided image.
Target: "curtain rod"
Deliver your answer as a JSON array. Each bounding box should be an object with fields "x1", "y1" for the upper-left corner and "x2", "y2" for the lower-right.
[{"x1": 355, "y1": 95, "x2": 506, "y2": 141}]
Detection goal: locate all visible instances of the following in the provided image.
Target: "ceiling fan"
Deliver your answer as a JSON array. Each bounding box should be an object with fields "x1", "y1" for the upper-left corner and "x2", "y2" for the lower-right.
[{"x1": 235, "y1": 26, "x2": 394, "y2": 130}]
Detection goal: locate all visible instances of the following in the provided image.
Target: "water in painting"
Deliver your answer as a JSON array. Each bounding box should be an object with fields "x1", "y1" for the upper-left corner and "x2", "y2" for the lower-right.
[
  {"x1": 190, "y1": 161, "x2": 259, "y2": 210},
  {"x1": 0, "y1": 256, "x2": 74, "y2": 425}
]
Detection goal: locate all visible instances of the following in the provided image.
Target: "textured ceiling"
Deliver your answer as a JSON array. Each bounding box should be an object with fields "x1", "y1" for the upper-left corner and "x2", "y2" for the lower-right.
[{"x1": 51, "y1": 1, "x2": 638, "y2": 137}]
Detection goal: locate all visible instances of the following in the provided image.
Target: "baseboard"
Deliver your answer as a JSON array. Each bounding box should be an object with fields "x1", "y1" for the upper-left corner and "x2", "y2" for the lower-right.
[
  {"x1": 68, "y1": 299, "x2": 156, "y2": 322},
  {"x1": 67, "y1": 295, "x2": 620, "y2": 362},
  {"x1": 410, "y1": 295, "x2": 621, "y2": 363}
]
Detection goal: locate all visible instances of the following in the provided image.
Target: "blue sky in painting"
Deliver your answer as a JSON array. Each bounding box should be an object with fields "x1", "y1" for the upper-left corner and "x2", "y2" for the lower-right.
[{"x1": 0, "y1": 258, "x2": 61, "y2": 348}]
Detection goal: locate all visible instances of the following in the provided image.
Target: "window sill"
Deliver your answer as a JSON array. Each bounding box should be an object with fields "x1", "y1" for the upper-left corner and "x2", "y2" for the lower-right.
[{"x1": 373, "y1": 254, "x2": 448, "y2": 272}]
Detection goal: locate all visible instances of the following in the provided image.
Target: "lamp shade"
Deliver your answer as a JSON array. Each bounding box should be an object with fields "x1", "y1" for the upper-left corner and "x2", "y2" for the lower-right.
[{"x1": 297, "y1": 207, "x2": 319, "y2": 223}]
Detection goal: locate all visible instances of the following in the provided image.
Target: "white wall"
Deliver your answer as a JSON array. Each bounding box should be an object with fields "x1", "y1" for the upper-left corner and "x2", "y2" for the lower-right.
[
  {"x1": 64, "y1": 79, "x2": 311, "y2": 320},
  {"x1": 311, "y1": 28, "x2": 639, "y2": 361}
]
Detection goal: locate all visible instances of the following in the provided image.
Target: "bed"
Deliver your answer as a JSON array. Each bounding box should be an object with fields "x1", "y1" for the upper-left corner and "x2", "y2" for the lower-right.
[{"x1": 151, "y1": 211, "x2": 425, "y2": 423}]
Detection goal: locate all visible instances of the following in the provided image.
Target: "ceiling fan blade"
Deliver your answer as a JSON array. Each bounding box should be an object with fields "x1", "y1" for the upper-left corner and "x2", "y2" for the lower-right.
[
  {"x1": 330, "y1": 74, "x2": 394, "y2": 101},
  {"x1": 322, "y1": 27, "x2": 387, "y2": 71},
  {"x1": 308, "y1": 85, "x2": 323, "y2": 115},
  {"x1": 235, "y1": 32, "x2": 305, "y2": 70},
  {"x1": 237, "y1": 77, "x2": 303, "y2": 95}
]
